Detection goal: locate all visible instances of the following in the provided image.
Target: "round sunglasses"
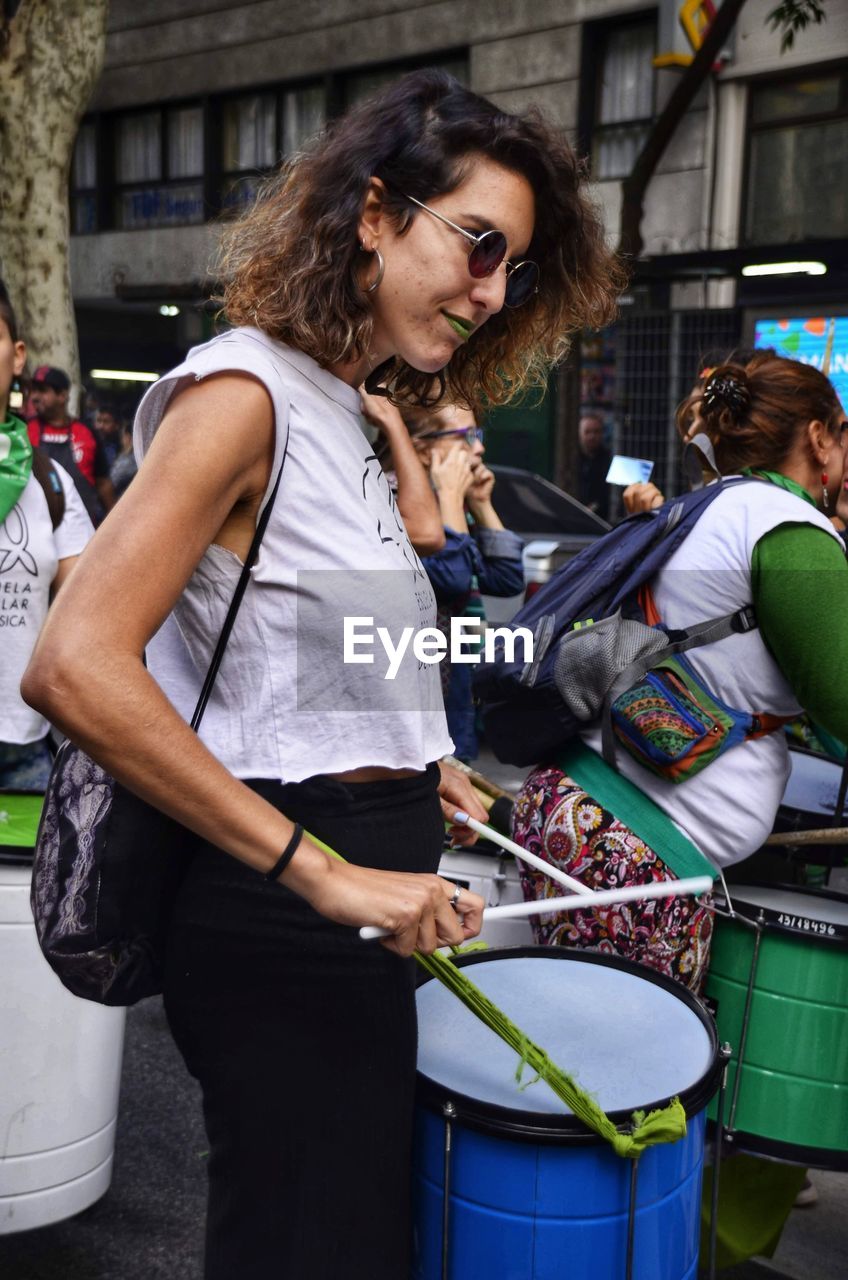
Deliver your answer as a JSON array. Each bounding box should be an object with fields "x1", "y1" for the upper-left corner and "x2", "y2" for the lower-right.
[{"x1": 402, "y1": 193, "x2": 539, "y2": 309}]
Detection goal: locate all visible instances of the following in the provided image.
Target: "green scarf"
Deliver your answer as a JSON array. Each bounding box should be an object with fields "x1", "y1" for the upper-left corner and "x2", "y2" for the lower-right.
[
  {"x1": 0, "y1": 413, "x2": 33, "y2": 524},
  {"x1": 741, "y1": 468, "x2": 816, "y2": 508}
]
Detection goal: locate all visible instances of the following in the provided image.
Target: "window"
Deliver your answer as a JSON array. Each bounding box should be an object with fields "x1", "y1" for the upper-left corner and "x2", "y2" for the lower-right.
[
  {"x1": 282, "y1": 83, "x2": 327, "y2": 156},
  {"x1": 221, "y1": 92, "x2": 279, "y2": 214},
  {"x1": 593, "y1": 21, "x2": 656, "y2": 181},
  {"x1": 218, "y1": 57, "x2": 466, "y2": 217},
  {"x1": 71, "y1": 52, "x2": 467, "y2": 234},
  {"x1": 343, "y1": 57, "x2": 467, "y2": 108},
  {"x1": 745, "y1": 72, "x2": 848, "y2": 244},
  {"x1": 223, "y1": 93, "x2": 277, "y2": 173},
  {"x1": 115, "y1": 105, "x2": 205, "y2": 230},
  {"x1": 115, "y1": 111, "x2": 161, "y2": 184},
  {"x1": 168, "y1": 105, "x2": 204, "y2": 179},
  {"x1": 71, "y1": 121, "x2": 98, "y2": 234},
  {"x1": 220, "y1": 83, "x2": 327, "y2": 215}
]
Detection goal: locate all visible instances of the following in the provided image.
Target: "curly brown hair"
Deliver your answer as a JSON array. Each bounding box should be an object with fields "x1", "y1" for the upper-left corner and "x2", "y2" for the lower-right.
[{"x1": 218, "y1": 69, "x2": 624, "y2": 408}]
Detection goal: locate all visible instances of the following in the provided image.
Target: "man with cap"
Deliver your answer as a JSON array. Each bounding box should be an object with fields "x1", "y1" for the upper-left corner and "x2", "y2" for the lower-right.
[{"x1": 28, "y1": 366, "x2": 116, "y2": 525}]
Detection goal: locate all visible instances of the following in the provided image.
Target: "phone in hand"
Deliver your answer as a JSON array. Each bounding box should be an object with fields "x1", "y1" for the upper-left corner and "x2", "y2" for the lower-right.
[{"x1": 606, "y1": 455, "x2": 655, "y2": 486}]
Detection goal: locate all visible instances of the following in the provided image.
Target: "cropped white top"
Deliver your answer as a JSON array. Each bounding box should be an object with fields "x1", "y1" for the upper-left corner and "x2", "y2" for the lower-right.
[{"x1": 134, "y1": 328, "x2": 452, "y2": 782}]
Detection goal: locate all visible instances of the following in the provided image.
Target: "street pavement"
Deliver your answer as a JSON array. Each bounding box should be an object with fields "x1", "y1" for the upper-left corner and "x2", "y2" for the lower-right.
[
  {"x1": 0, "y1": 997, "x2": 207, "y2": 1279},
  {"x1": 0, "y1": 750, "x2": 843, "y2": 1278}
]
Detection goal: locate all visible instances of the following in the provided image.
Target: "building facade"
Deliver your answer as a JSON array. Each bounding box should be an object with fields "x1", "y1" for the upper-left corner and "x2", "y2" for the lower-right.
[{"x1": 71, "y1": 0, "x2": 848, "y2": 488}]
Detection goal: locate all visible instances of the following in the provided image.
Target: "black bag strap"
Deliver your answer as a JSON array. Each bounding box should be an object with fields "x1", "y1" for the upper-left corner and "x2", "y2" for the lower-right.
[
  {"x1": 189, "y1": 440, "x2": 288, "y2": 732},
  {"x1": 30, "y1": 446, "x2": 66, "y2": 531}
]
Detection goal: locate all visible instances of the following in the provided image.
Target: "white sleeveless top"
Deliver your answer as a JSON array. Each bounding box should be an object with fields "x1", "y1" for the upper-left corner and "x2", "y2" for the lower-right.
[
  {"x1": 134, "y1": 328, "x2": 452, "y2": 782},
  {"x1": 1, "y1": 463, "x2": 93, "y2": 744},
  {"x1": 582, "y1": 480, "x2": 843, "y2": 868}
]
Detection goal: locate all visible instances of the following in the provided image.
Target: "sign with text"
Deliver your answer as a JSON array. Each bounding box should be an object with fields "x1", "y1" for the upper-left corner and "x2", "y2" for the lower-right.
[{"x1": 754, "y1": 316, "x2": 848, "y2": 409}]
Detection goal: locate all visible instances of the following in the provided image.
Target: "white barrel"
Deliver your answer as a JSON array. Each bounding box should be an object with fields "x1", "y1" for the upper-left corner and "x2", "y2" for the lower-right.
[
  {"x1": 438, "y1": 847, "x2": 533, "y2": 948},
  {"x1": 0, "y1": 859, "x2": 126, "y2": 1234}
]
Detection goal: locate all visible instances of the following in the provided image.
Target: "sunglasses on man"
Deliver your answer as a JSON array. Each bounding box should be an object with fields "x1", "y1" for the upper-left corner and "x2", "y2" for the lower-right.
[
  {"x1": 402, "y1": 193, "x2": 540, "y2": 309},
  {"x1": 416, "y1": 425, "x2": 484, "y2": 444}
]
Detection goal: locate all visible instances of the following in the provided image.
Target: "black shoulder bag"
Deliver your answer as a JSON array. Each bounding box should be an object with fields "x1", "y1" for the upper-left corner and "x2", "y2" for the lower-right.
[{"x1": 30, "y1": 458, "x2": 285, "y2": 1006}]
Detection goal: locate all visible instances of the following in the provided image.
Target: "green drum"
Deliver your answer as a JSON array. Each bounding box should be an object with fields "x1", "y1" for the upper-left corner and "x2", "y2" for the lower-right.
[
  {"x1": 0, "y1": 790, "x2": 44, "y2": 858},
  {"x1": 706, "y1": 883, "x2": 848, "y2": 1169}
]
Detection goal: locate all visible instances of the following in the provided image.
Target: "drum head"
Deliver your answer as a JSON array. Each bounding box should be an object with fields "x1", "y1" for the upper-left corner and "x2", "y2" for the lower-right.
[
  {"x1": 416, "y1": 947, "x2": 719, "y2": 1141},
  {"x1": 717, "y1": 883, "x2": 848, "y2": 944}
]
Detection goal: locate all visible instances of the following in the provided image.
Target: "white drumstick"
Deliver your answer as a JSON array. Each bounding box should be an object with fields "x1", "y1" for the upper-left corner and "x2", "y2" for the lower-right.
[
  {"x1": 450, "y1": 810, "x2": 592, "y2": 898},
  {"x1": 359, "y1": 875, "x2": 714, "y2": 941}
]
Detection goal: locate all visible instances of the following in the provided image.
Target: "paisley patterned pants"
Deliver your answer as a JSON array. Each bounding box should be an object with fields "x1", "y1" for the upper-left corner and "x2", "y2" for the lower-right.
[{"x1": 513, "y1": 765, "x2": 714, "y2": 994}]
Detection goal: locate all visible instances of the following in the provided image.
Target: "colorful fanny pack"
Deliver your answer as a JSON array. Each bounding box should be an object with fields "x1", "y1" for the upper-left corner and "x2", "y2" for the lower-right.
[{"x1": 610, "y1": 650, "x2": 793, "y2": 785}]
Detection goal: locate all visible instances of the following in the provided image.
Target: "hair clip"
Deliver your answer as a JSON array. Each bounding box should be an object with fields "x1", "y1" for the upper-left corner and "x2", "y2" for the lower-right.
[{"x1": 702, "y1": 373, "x2": 749, "y2": 418}]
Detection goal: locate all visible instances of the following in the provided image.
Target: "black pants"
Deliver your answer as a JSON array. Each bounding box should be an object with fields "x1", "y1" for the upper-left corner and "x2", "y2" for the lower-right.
[{"x1": 163, "y1": 765, "x2": 443, "y2": 1280}]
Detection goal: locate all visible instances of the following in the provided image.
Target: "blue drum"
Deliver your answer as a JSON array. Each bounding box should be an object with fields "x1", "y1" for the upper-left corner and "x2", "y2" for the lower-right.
[{"x1": 413, "y1": 948, "x2": 720, "y2": 1280}]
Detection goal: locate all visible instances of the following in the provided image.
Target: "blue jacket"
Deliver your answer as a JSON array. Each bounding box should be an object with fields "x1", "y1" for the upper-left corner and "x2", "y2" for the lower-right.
[
  {"x1": 423, "y1": 524, "x2": 524, "y2": 760},
  {"x1": 423, "y1": 525, "x2": 525, "y2": 602}
]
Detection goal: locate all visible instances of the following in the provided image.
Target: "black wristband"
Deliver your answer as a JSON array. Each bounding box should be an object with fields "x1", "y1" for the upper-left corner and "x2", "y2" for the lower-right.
[{"x1": 265, "y1": 823, "x2": 305, "y2": 882}]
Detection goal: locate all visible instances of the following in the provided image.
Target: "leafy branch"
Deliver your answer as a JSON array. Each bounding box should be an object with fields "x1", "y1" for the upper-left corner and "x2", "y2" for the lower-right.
[{"x1": 767, "y1": 0, "x2": 827, "y2": 51}]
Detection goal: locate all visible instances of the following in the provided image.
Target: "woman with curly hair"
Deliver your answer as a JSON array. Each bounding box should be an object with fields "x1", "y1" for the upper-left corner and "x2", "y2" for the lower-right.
[
  {"x1": 514, "y1": 352, "x2": 848, "y2": 994},
  {"x1": 23, "y1": 69, "x2": 621, "y2": 1279}
]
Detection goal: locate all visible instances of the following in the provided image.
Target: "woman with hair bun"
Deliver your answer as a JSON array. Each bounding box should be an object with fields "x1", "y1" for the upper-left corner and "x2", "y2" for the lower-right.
[
  {"x1": 23, "y1": 70, "x2": 622, "y2": 1278},
  {"x1": 515, "y1": 351, "x2": 848, "y2": 992}
]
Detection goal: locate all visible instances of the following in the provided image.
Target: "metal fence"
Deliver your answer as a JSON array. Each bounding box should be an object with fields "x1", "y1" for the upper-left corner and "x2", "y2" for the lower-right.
[{"x1": 610, "y1": 308, "x2": 742, "y2": 506}]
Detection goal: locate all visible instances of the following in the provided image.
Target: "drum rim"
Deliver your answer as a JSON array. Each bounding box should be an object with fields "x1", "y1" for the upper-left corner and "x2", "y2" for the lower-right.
[
  {"x1": 416, "y1": 945, "x2": 721, "y2": 1146},
  {"x1": 0, "y1": 848, "x2": 35, "y2": 866},
  {"x1": 714, "y1": 1124, "x2": 848, "y2": 1172},
  {"x1": 786, "y1": 744, "x2": 844, "y2": 766},
  {"x1": 715, "y1": 881, "x2": 848, "y2": 946}
]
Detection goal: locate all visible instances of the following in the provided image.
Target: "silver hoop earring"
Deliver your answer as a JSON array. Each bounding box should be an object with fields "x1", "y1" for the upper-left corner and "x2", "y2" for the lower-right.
[{"x1": 365, "y1": 248, "x2": 385, "y2": 293}]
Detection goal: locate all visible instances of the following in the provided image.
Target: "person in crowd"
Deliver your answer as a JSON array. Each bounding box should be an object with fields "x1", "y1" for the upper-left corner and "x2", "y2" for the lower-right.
[
  {"x1": 28, "y1": 366, "x2": 116, "y2": 524},
  {"x1": 94, "y1": 400, "x2": 123, "y2": 469},
  {"x1": 80, "y1": 384, "x2": 100, "y2": 430},
  {"x1": 109, "y1": 419, "x2": 138, "y2": 498},
  {"x1": 22, "y1": 70, "x2": 621, "y2": 1280},
  {"x1": 0, "y1": 296, "x2": 93, "y2": 790},
  {"x1": 514, "y1": 353, "x2": 848, "y2": 995},
  {"x1": 408, "y1": 400, "x2": 524, "y2": 761},
  {"x1": 577, "y1": 410, "x2": 612, "y2": 519}
]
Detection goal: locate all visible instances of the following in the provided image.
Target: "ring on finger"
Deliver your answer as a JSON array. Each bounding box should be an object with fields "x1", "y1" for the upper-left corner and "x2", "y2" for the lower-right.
[{"x1": 449, "y1": 884, "x2": 462, "y2": 911}]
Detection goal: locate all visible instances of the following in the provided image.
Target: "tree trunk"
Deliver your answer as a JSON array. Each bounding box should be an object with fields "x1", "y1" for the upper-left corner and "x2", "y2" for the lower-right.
[
  {"x1": 617, "y1": 0, "x2": 750, "y2": 261},
  {"x1": 0, "y1": 0, "x2": 109, "y2": 400}
]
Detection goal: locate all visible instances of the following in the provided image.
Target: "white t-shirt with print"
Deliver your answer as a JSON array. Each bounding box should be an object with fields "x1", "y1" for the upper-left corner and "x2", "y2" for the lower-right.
[
  {"x1": 135, "y1": 328, "x2": 454, "y2": 782},
  {"x1": 0, "y1": 462, "x2": 93, "y2": 744}
]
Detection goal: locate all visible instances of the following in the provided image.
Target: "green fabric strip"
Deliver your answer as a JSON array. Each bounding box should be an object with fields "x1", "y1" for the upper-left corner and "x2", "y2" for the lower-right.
[
  {"x1": 809, "y1": 722, "x2": 847, "y2": 761},
  {"x1": 0, "y1": 413, "x2": 33, "y2": 525},
  {"x1": 307, "y1": 830, "x2": 688, "y2": 1158},
  {"x1": 556, "y1": 742, "x2": 718, "y2": 882}
]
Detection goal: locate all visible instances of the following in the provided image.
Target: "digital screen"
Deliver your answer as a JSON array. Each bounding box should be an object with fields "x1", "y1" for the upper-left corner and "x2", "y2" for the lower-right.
[{"x1": 754, "y1": 316, "x2": 848, "y2": 409}]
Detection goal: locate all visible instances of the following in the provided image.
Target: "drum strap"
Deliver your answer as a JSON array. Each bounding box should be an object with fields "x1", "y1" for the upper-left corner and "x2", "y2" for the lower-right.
[
  {"x1": 558, "y1": 742, "x2": 718, "y2": 882},
  {"x1": 309, "y1": 831, "x2": 689, "y2": 1160}
]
